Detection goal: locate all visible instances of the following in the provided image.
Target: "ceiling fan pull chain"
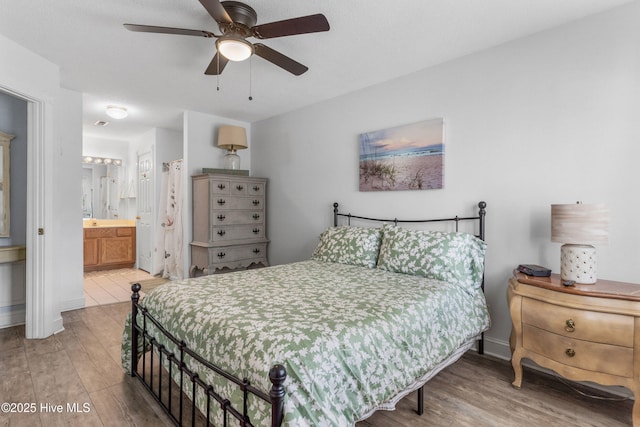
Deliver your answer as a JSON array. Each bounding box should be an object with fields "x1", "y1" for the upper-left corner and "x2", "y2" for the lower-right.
[
  {"x1": 248, "y1": 56, "x2": 253, "y2": 101},
  {"x1": 216, "y1": 53, "x2": 220, "y2": 91}
]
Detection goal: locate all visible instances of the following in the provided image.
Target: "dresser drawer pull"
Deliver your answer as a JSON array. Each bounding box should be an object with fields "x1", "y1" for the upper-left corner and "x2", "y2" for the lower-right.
[
  {"x1": 565, "y1": 348, "x2": 575, "y2": 358},
  {"x1": 217, "y1": 199, "x2": 226, "y2": 205},
  {"x1": 253, "y1": 248, "x2": 261, "y2": 254},
  {"x1": 217, "y1": 183, "x2": 226, "y2": 190},
  {"x1": 217, "y1": 252, "x2": 226, "y2": 258},
  {"x1": 565, "y1": 319, "x2": 575, "y2": 332},
  {"x1": 236, "y1": 185, "x2": 244, "y2": 191},
  {"x1": 217, "y1": 214, "x2": 226, "y2": 221},
  {"x1": 217, "y1": 230, "x2": 226, "y2": 236},
  {"x1": 253, "y1": 213, "x2": 260, "y2": 220},
  {"x1": 252, "y1": 200, "x2": 260, "y2": 206},
  {"x1": 252, "y1": 185, "x2": 260, "y2": 192},
  {"x1": 252, "y1": 228, "x2": 260, "y2": 234}
]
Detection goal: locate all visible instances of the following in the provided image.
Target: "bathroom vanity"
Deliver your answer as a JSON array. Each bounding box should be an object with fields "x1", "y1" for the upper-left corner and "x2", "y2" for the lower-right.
[{"x1": 83, "y1": 220, "x2": 136, "y2": 271}]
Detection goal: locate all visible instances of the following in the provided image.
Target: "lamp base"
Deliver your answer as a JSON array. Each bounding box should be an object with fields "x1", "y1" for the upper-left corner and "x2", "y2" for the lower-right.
[
  {"x1": 223, "y1": 150, "x2": 241, "y2": 170},
  {"x1": 560, "y1": 244, "x2": 597, "y2": 284}
]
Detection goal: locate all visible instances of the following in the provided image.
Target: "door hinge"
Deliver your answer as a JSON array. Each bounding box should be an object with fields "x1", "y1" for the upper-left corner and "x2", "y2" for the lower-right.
[{"x1": 38, "y1": 228, "x2": 44, "y2": 235}]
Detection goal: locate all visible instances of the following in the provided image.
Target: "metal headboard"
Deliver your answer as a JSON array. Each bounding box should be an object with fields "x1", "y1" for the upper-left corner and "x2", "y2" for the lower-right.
[
  {"x1": 332, "y1": 200, "x2": 487, "y2": 354},
  {"x1": 333, "y1": 201, "x2": 486, "y2": 240}
]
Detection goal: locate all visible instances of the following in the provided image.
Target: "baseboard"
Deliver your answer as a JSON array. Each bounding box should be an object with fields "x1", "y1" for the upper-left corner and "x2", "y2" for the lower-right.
[
  {"x1": 480, "y1": 335, "x2": 634, "y2": 400},
  {"x1": 0, "y1": 305, "x2": 25, "y2": 328},
  {"x1": 59, "y1": 296, "x2": 86, "y2": 313}
]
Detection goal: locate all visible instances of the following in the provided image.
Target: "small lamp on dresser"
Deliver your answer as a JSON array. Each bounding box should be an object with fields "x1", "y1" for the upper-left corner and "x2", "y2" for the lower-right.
[
  {"x1": 217, "y1": 125, "x2": 248, "y2": 170},
  {"x1": 551, "y1": 202, "x2": 609, "y2": 284}
]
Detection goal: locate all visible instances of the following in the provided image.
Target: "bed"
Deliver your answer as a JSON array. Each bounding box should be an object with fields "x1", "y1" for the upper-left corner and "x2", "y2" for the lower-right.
[{"x1": 121, "y1": 201, "x2": 490, "y2": 426}]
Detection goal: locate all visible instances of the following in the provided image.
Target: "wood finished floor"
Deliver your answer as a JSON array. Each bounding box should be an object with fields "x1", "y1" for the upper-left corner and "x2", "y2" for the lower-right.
[{"x1": 0, "y1": 301, "x2": 633, "y2": 427}]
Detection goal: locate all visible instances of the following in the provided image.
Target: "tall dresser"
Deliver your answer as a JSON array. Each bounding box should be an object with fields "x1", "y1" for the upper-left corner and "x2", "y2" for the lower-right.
[{"x1": 190, "y1": 173, "x2": 268, "y2": 277}]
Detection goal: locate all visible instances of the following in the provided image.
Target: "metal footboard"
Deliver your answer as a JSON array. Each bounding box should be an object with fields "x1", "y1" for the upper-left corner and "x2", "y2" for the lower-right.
[{"x1": 130, "y1": 283, "x2": 286, "y2": 427}]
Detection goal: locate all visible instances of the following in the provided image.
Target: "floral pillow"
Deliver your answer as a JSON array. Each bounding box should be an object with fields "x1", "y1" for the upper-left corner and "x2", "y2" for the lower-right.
[
  {"x1": 377, "y1": 224, "x2": 486, "y2": 292},
  {"x1": 311, "y1": 226, "x2": 382, "y2": 268}
]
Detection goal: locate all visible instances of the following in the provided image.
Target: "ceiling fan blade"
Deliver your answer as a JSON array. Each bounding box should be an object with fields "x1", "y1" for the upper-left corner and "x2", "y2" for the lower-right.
[
  {"x1": 198, "y1": 0, "x2": 232, "y2": 24},
  {"x1": 124, "y1": 24, "x2": 215, "y2": 38},
  {"x1": 253, "y1": 14, "x2": 329, "y2": 39},
  {"x1": 253, "y1": 43, "x2": 308, "y2": 76},
  {"x1": 205, "y1": 52, "x2": 229, "y2": 75}
]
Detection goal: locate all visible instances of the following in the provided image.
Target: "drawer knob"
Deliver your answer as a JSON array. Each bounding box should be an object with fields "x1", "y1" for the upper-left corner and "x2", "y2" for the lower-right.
[
  {"x1": 236, "y1": 185, "x2": 244, "y2": 191},
  {"x1": 253, "y1": 228, "x2": 260, "y2": 234},
  {"x1": 218, "y1": 183, "x2": 226, "y2": 190},
  {"x1": 217, "y1": 252, "x2": 226, "y2": 258},
  {"x1": 253, "y1": 185, "x2": 260, "y2": 192},
  {"x1": 253, "y1": 248, "x2": 260, "y2": 254},
  {"x1": 217, "y1": 230, "x2": 226, "y2": 236},
  {"x1": 565, "y1": 348, "x2": 575, "y2": 358},
  {"x1": 252, "y1": 200, "x2": 260, "y2": 206},
  {"x1": 217, "y1": 214, "x2": 226, "y2": 221},
  {"x1": 565, "y1": 319, "x2": 575, "y2": 332},
  {"x1": 253, "y1": 214, "x2": 260, "y2": 220},
  {"x1": 217, "y1": 199, "x2": 226, "y2": 205}
]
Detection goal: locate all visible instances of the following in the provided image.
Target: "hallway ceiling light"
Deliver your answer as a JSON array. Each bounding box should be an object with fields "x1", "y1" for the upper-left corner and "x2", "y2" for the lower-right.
[{"x1": 105, "y1": 105, "x2": 128, "y2": 119}]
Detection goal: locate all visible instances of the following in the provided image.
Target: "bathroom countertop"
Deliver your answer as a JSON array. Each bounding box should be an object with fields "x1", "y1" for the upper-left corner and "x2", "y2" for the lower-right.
[{"x1": 83, "y1": 219, "x2": 136, "y2": 228}]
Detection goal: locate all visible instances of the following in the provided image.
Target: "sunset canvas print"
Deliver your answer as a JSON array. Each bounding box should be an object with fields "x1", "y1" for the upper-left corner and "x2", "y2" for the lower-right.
[{"x1": 359, "y1": 118, "x2": 444, "y2": 191}]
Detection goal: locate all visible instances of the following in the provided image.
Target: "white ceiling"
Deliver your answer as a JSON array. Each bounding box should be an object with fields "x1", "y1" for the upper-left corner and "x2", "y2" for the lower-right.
[{"x1": 0, "y1": 0, "x2": 634, "y2": 140}]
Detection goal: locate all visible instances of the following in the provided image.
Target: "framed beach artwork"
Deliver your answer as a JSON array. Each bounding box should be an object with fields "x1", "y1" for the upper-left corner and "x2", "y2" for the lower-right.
[{"x1": 359, "y1": 118, "x2": 444, "y2": 191}]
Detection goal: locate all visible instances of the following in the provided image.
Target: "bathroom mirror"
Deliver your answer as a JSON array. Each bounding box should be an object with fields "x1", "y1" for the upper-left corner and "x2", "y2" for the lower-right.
[
  {"x1": 82, "y1": 161, "x2": 122, "y2": 219},
  {"x1": 0, "y1": 131, "x2": 12, "y2": 237}
]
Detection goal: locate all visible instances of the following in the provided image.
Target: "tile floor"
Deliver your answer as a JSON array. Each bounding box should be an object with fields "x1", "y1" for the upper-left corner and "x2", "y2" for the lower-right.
[{"x1": 83, "y1": 268, "x2": 154, "y2": 307}]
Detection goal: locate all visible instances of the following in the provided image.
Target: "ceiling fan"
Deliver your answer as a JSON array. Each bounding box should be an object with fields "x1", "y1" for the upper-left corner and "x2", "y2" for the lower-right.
[{"x1": 124, "y1": 0, "x2": 329, "y2": 76}]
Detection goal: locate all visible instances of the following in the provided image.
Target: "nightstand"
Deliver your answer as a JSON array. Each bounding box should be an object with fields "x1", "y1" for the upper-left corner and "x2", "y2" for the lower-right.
[{"x1": 508, "y1": 271, "x2": 640, "y2": 426}]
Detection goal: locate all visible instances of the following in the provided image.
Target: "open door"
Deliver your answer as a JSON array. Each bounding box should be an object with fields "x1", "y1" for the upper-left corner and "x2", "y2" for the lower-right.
[{"x1": 136, "y1": 151, "x2": 153, "y2": 272}]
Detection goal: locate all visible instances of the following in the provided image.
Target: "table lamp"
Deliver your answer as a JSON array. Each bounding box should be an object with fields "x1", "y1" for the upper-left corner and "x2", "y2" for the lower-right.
[
  {"x1": 217, "y1": 125, "x2": 248, "y2": 170},
  {"x1": 551, "y1": 202, "x2": 609, "y2": 284}
]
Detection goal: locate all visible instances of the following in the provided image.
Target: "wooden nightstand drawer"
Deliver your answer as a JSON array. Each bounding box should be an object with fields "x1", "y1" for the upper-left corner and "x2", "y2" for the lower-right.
[
  {"x1": 522, "y1": 297, "x2": 634, "y2": 347},
  {"x1": 522, "y1": 324, "x2": 633, "y2": 378}
]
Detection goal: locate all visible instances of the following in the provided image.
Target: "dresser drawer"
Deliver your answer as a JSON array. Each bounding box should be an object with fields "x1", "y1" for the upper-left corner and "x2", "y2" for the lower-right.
[
  {"x1": 210, "y1": 179, "x2": 231, "y2": 195},
  {"x1": 210, "y1": 180, "x2": 265, "y2": 196},
  {"x1": 522, "y1": 324, "x2": 633, "y2": 378},
  {"x1": 211, "y1": 196, "x2": 264, "y2": 211},
  {"x1": 211, "y1": 225, "x2": 265, "y2": 242},
  {"x1": 212, "y1": 210, "x2": 264, "y2": 225},
  {"x1": 522, "y1": 298, "x2": 634, "y2": 347},
  {"x1": 245, "y1": 181, "x2": 265, "y2": 196},
  {"x1": 209, "y1": 243, "x2": 268, "y2": 264}
]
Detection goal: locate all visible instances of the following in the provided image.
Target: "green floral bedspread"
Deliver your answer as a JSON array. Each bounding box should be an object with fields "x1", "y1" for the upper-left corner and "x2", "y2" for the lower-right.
[{"x1": 121, "y1": 260, "x2": 490, "y2": 426}]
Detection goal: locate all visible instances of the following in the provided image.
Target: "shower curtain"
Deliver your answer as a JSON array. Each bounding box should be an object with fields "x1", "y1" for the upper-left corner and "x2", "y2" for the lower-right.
[{"x1": 153, "y1": 159, "x2": 184, "y2": 279}]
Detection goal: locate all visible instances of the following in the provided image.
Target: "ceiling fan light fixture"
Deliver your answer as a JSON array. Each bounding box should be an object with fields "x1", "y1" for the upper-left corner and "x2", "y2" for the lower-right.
[
  {"x1": 217, "y1": 36, "x2": 253, "y2": 62},
  {"x1": 105, "y1": 105, "x2": 128, "y2": 119}
]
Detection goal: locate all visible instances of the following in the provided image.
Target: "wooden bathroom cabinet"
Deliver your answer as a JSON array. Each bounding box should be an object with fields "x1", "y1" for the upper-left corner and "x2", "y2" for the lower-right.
[{"x1": 83, "y1": 226, "x2": 136, "y2": 271}]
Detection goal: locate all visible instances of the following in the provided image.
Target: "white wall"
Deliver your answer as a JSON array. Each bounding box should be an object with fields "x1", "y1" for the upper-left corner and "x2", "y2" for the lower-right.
[
  {"x1": 252, "y1": 2, "x2": 640, "y2": 359},
  {"x1": 53, "y1": 88, "x2": 84, "y2": 313}
]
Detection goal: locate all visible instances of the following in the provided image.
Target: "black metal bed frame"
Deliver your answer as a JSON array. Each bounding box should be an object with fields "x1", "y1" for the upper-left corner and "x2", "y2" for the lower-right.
[{"x1": 130, "y1": 200, "x2": 487, "y2": 426}]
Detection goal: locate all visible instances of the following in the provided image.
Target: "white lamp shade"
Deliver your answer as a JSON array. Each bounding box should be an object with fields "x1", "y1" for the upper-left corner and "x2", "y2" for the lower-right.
[
  {"x1": 217, "y1": 126, "x2": 248, "y2": 151},
  {"x1": 551, "y1": 203, "x2": 609, "y2": 245}
]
